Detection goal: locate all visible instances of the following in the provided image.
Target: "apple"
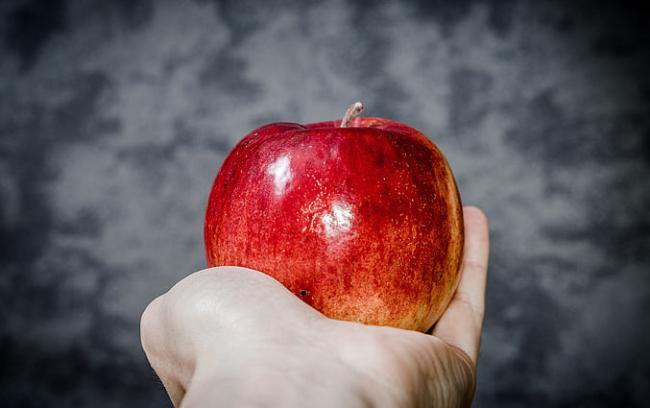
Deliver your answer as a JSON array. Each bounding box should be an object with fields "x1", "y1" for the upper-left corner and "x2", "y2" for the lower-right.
[{"x1": 204, "y1": 102, "x2": 464, "y2": 332}]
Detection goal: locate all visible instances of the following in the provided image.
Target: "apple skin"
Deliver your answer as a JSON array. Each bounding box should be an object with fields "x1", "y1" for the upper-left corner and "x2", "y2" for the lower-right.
[{"x1": 204, "y1": 116, "x2": 464, "y2": 332}]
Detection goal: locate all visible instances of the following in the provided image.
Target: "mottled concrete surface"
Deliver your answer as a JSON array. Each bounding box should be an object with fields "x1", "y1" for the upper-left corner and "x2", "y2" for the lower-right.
[{"x1": 1, "y1": 0, "x2": 649, "y2": 406}]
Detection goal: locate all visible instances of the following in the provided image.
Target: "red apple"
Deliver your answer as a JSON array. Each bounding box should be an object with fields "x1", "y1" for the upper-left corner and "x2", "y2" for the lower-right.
[{"x1": 204, "y1": 103, "x2": 464, "y2": 332}]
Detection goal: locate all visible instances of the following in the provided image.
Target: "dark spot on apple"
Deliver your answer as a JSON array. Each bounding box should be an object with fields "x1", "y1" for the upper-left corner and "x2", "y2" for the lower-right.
[{"x1": 298, "y1": 289, "x2": 310, "y2": 297}]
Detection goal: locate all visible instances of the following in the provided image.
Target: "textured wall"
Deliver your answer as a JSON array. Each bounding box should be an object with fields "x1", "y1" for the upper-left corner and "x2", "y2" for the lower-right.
[{"x1": 1, "y1": 0, "x2": 649, "y2": 407}]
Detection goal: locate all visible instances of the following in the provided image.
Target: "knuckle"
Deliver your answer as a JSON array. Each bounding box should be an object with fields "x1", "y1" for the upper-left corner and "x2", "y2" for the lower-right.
[{"x1": 140, "y1": 294, "x2": 166, "y2": 353}]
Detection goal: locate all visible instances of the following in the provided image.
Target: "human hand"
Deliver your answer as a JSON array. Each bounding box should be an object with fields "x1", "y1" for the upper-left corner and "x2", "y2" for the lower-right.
[{"x1": 140, "y1": 206, "x2": 489, "y2": 407}]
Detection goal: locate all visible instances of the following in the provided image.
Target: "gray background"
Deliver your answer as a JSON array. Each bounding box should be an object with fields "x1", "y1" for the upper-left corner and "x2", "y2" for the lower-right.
[{"x1": 1, "y1": 0, "x2": 649, "y2": 406}]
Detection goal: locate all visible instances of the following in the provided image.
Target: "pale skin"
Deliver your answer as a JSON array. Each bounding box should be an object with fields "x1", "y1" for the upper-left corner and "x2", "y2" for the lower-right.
[{"x1": 140, "y1": 206, "x2": 489, "y2": 407}]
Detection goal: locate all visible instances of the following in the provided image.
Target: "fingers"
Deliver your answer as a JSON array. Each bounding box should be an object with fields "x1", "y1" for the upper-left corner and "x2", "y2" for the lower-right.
[
  {"x1": 144, "y1": 267, "x2": 325, "y2": 364},
  {"x1": 140, "y1": 295, "x2": 186, "y2": 407},
  {"x1": 432, "y1": 206, "x2": 489, "y2": 365},
  {"x1": 140, "y1": 267, "x2": 328, "y2": 406}
]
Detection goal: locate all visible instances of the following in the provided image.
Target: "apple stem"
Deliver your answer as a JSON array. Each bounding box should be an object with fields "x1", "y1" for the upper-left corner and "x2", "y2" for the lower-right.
[{"x1": 340, "y1": 101, "x2": 364, "y2": 128}]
